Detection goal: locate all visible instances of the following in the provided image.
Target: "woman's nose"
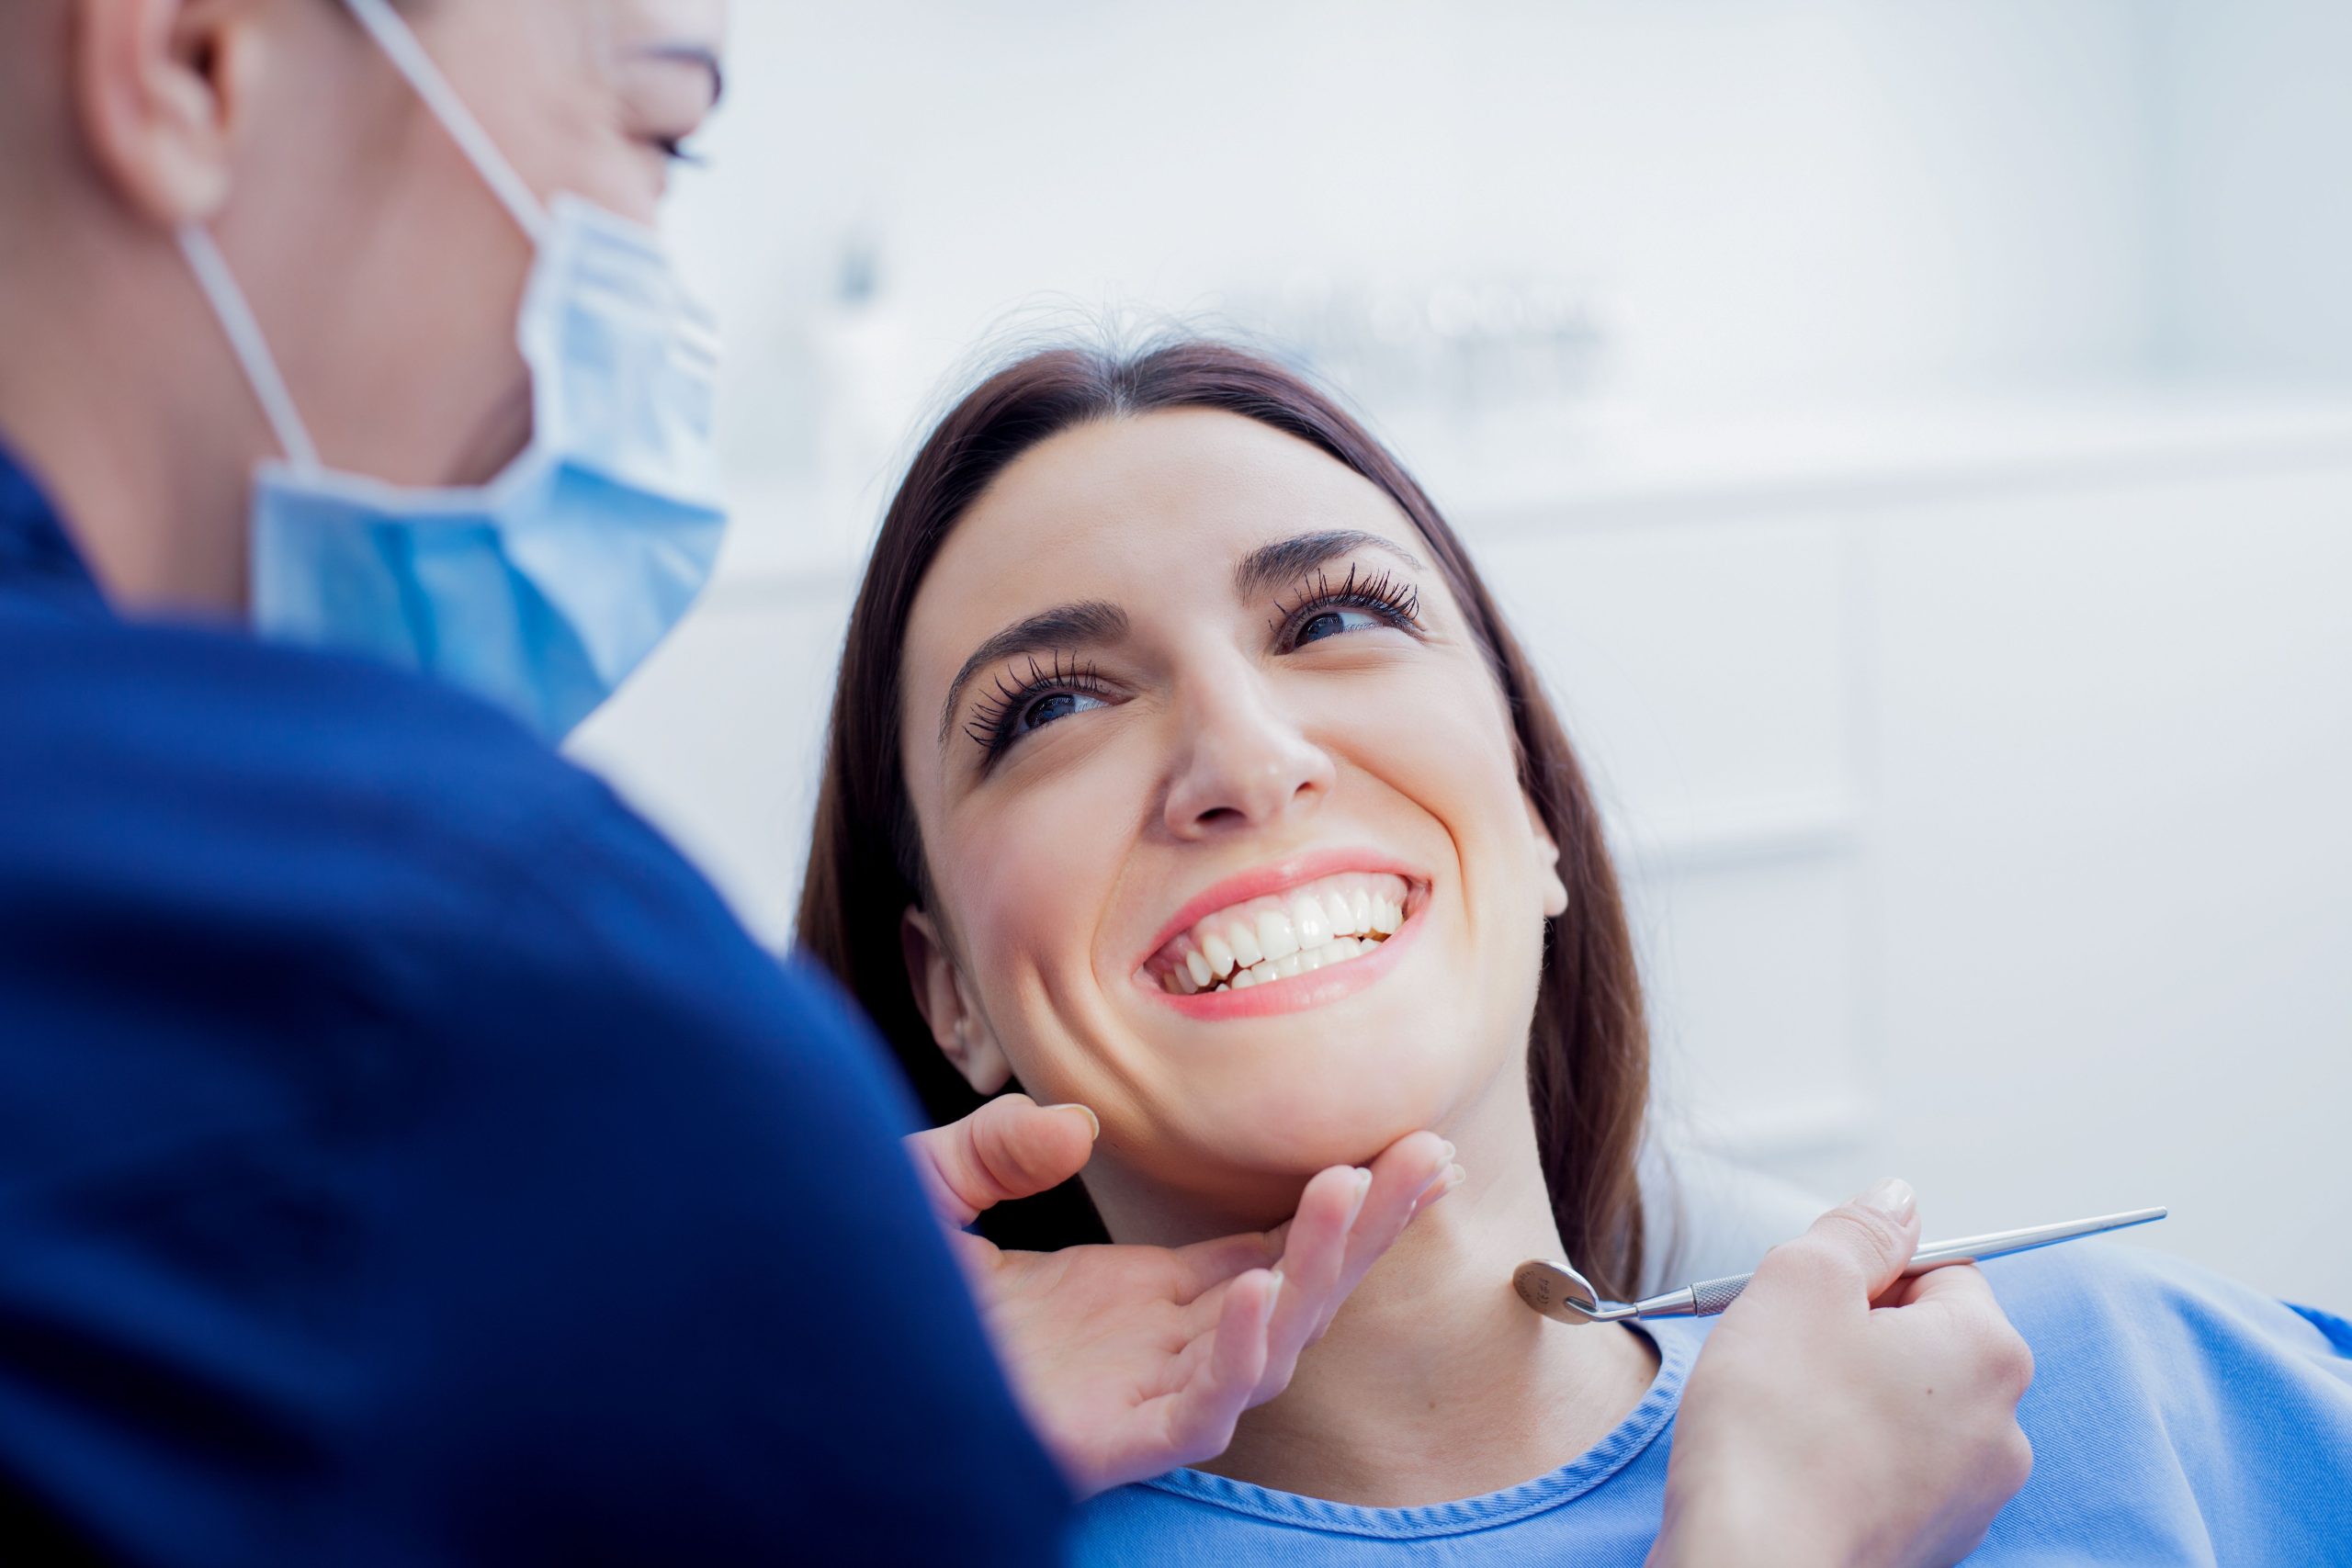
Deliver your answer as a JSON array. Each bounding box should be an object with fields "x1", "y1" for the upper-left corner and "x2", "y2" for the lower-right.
[{"x1": 1161, "y1": 677, "x2": 1337, "y2": 840}]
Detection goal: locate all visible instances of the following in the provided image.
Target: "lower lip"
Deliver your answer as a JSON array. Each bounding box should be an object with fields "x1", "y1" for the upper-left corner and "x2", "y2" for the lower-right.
[{"x1": 1141, "y1": 899, "x2": 1428, "y2": 1021}]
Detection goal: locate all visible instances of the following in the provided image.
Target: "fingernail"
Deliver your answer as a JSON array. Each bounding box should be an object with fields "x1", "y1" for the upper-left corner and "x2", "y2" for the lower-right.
[
  {"x1": 1859, "y1": 1177, "x2": 1916, "y2": 1223},
  {"x1": 1440, "y1": 1138, "x2": 1457, "y2": 1163},
  {"x1": 1446, "y1": 1162, "x2": 1467, "y2": 1190},
  {"x1": 1348, "y1": 1167, "x2": 1374, "y2": 1220},
  {"x1": 1060, "y1": 1103, "x2": 1102, "y2": 1141}
]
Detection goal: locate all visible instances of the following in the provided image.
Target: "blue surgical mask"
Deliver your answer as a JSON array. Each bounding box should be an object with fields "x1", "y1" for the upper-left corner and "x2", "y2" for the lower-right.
[{"x1": 175, "y1": 0, "x2": 728, "y2": 740}]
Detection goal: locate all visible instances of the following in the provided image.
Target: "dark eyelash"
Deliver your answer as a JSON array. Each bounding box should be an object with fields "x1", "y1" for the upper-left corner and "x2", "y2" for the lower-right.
[
  {"x1": 1269, "y1": 563, "x2": 1424, "y2": 645},
  {"x1": 963, "y1": 651, "x2": 1109, "y2": 761},
  {"x1": 655, "y1": 135, "x2": 710, "y2": 167}
]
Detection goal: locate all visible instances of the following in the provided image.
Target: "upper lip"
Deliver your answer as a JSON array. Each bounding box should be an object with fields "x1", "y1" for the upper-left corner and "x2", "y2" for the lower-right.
[{"x1": 1135, "y1": 844, "x2": 1430, "y2": 971}]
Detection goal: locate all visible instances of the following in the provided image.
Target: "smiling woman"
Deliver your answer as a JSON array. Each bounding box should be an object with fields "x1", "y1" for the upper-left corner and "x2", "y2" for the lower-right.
[
  {"x1": 794, "y1": 338, "x2": 2352, "y2": 1563},
  {"x1": 797, "y1": 340, "x2": 1653, "y2": 1294}
]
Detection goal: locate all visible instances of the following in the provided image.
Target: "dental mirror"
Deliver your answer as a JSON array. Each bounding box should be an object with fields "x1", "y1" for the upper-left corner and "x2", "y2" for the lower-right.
[
  {"x1": 1511, "y1": 1257, "x2": 1608, "y2": 1322},
  {"x1": 1514, "y1": 1206, "x2": 2167, "y2": 1327}
]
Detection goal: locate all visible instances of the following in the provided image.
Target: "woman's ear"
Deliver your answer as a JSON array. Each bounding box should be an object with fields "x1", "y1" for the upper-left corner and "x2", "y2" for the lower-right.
[
  {"x1": 900, "y1": 907, "x2": 1012, "y2": 1094},
  {"x1": 1524, "y1": 795, "x2": 1571, "y2": 919}
]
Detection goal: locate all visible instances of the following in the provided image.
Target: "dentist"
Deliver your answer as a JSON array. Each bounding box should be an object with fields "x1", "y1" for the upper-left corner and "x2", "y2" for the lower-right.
[{"x1": 0, "y1": 2, "x2": 2031, "y2": 1563}]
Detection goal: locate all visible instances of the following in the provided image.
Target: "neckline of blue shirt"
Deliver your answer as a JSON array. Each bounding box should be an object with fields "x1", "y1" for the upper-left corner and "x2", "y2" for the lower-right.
[
  {"x1": 0, "y1": 438, "x2": 109, "y2": 616},
  {"x1": 1132, "y1": 1317, "x2": 1699, "y2": 1540}
]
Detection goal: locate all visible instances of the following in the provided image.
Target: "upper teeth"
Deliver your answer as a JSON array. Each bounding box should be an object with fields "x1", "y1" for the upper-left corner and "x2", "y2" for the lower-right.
[{"x1": 1152, "y1": 873, "x2": 1408, "y2": 996}]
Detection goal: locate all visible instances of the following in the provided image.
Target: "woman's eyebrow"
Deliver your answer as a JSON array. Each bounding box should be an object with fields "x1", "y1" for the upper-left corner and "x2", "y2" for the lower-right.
[
  {"x1": 1234, "y1": 529, "x2": 1426, "y2": 601},
  {"x1": 937, "y1": 600, "x2": 1129, "y2": 745}
]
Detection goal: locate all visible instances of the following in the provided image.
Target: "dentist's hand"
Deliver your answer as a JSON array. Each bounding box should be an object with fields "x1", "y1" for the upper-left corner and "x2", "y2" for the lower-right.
[
  {"x1": 1648, "y1": 1180, "x2": 2037, "y2": 1568},
  {"x1": 905, "y1": 1095, "x2": 1458, "y2": 1500}
]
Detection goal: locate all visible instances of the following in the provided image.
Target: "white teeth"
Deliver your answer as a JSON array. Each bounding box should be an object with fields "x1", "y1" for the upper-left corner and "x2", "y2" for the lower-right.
[
  {"x1": 1202, "y1": 932, "x2": 1236, "y2": 979},
  {"x1": 1257, "y1": 908, "x2": 1300, "y2": 963},
  {"x1": 1292, "y1": 895, "x2": 1329, "y2": 948},
  {"x1": 1153, "y1": 873, "x2": 1414, "y2": 996},
  {"x1": 1170, "y1": 931, "x2": 1387, "y2": 995}
]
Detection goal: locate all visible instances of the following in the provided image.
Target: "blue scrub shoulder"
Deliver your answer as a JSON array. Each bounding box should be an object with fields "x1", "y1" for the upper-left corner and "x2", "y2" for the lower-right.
[
  {"x1": 1973, "y1": 1240, "x2": 2352, "y2": 1563},
  {"x1": 0, "y1": 586, "x2": 1076, "y2": 1562}
]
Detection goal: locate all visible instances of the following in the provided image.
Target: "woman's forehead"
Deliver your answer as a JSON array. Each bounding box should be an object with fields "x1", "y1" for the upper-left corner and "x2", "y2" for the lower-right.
[{"x1": 914, "y1": 408, "x2": 1419, "y2": 635}]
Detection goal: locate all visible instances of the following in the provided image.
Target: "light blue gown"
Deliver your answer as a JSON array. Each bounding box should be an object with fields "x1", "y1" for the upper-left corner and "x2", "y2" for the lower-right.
[{"x1": 1072, "y1": 1245, "x2": 2352, "y2": 1564}]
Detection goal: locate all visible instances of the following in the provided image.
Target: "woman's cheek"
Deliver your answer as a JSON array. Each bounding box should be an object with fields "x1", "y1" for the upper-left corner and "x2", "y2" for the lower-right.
[
  {"x1": 1338, "y1": 653, "x2": 1523, "y2": 828},
  {"x1": 944, "y1": 767, "x2": 1126, "y2": 1085}
]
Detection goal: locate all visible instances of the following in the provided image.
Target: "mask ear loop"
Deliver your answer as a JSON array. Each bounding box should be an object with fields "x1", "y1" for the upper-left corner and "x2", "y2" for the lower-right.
[
  {"x1": 338, "y1": 0, "x2": 549, "y2": 244},
  {"x1": 177, "y1": 225, "x2": 322, "y2": 475}
]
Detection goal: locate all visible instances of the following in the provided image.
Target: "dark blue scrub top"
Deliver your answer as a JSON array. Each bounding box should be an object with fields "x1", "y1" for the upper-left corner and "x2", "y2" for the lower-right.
[{"x1": 0, "y1": 444, "x2": 1070, "y2": 1563}]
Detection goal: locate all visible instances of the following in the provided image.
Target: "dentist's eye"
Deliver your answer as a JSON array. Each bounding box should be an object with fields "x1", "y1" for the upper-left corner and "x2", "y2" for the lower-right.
[
  {"x1": 1273, "y1": 564, "x2": 1424, "y2": 652},
  {"x1": 966, "y1": 653, "x2": 1114, "y2": 762}
]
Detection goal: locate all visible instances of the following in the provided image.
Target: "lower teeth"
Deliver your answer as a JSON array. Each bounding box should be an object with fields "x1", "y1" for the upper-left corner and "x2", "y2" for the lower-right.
[{"x1": 1206, "y1": 932, "x2": 1385, "y2": 992}]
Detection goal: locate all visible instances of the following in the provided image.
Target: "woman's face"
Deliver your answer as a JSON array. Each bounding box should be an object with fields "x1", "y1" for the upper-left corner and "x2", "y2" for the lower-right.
[{"x1": 898, "y1": 410, "x2": 1566, "y2": 1230}]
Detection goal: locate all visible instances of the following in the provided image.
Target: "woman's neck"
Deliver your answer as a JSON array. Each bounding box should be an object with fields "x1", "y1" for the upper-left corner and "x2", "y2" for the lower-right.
[{"x1": 1193, "y1": 1083, "x2": 1659, "y2": 1507}]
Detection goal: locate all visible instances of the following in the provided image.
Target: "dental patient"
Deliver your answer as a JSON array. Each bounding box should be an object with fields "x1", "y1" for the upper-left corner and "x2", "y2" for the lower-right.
[{"x1": 798, "y1": 339, "x2": 2352, "y2": 1562}]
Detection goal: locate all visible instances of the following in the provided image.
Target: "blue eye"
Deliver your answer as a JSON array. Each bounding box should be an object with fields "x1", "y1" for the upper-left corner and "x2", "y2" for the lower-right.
[
  {"x1": 1294, "y1": 606, "x2": 1383, "y2": 647},
  {"x1": 1276, "y1": 564, "x2": 1425, "y2": 652},
  {"x1": 966, "y1": 653, "x2": 1115, "y2": 763},
  {"x1": 1019, "y1": 688, "x2": 1108, "y2": 733}
]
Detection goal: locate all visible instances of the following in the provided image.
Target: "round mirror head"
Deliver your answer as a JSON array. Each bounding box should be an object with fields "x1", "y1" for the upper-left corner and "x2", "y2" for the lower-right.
[{"x1": 1512, "y1": 1258, "x2": 1604, "y2": 1325}]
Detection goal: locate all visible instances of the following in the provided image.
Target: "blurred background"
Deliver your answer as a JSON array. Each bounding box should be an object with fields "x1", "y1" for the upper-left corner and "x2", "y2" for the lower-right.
[{"x1": 570, "y1": 0, "x2": 2351, "y2": 1306}]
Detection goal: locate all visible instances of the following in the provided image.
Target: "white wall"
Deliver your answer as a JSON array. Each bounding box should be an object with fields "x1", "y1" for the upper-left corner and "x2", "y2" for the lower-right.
[
  {"x1": 2150, "y1": 0, "x2": 2352, "y2": 379},
  {"x1": 670, "y1": 0, "x2": 2170, "y2": 574},
  {"x1": 1863, "y1": 455, "x2": 2352, "y2": 1307}
]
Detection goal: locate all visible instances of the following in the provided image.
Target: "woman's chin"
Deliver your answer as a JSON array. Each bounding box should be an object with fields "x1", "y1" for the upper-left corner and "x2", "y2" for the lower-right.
[{"x1": 1158, "y1": 1064, "x2": 1464, "y2": 1177}]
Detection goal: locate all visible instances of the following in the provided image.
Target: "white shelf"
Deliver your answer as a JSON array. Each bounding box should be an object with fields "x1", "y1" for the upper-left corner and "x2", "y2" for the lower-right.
[
  {"x1": 1606, "y1": 794, "x2": 1860, "y2": 879},
  {"x1": 694, "y1": 381, "x2": 2352, "y2": 594}
]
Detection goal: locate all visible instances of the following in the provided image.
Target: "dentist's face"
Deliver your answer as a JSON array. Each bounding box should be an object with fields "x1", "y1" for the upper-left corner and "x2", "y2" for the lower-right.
[
  {"x1": 899, "y1": 410, "x2": 1568, "y2": 1235},
  {"x1": 215, "y1": 0, "x2": 728, "y2": 493}
]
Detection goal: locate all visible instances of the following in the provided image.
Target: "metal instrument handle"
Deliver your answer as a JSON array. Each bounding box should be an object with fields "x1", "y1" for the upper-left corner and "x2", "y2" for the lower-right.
[{"x1": 1638, "y1": 1206, "x2": 2168, "y2": 1322}]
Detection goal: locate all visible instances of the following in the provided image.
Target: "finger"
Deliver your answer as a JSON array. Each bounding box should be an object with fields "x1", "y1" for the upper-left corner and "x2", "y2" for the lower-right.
[
  {"x1": 1875, "y1": 1258, "x2": 1994, "y2": 1311},
  {"x1": 1155, "y1": 1312, "x2": 1232, "y2": 1396},
  {"x1": 904, "y1": 1093, "x2": 1100, "y2": 1228},
  {"x1": 1168, "y1": 1224, "x2": 1289, "y2": 1302},
  {"x1": 1327, "y1": 1132, "x2": 1457, "y2": 1325},
  {"x1": 1745, "y1": 1177, "x2": 1924, "y2": 1315},
  {"x1": 1148, "y1": 1268, "x2": 1281, "y2": 1470},
  {"x1": 1170, "y1": 1139, "x2": 1456, "y2": 1332},
  {"x1": 1254, "y1": 1166, "x2": 1374, "y2": 1388}
]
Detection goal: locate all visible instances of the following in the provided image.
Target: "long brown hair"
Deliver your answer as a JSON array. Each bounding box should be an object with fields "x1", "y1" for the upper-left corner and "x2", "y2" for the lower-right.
[{"x1": 796, "y1": 338, "x2": 1651, "y2": 1297}]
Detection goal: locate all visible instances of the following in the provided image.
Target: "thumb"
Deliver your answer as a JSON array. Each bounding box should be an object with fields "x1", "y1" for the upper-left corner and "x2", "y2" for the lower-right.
[
  {"x1": 1804, "y1": 1176, "x2": 1923, "y2": 1301},
  {"x1": 1750, "y1": 1177, "x2": 1923, "y2": 1313},
  {"x1": 905, "y1": 1093, "x2": 1101, "y2": 1229}
]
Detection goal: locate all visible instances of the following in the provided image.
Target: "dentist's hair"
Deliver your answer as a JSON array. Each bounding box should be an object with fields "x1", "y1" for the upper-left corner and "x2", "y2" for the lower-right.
[{"x1": 797, "y1": 338, "x2": 1651, "y2": 1299}]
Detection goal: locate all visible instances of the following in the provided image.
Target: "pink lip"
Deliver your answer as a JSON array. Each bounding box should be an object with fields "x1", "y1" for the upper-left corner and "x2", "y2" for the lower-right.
[
  {"x1": 1145, "y1": 894, "x2": 1429, "y2": 1020},
  {"x1": 1135, "y1": 845, "x2": 1430, "y2": 970}
]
